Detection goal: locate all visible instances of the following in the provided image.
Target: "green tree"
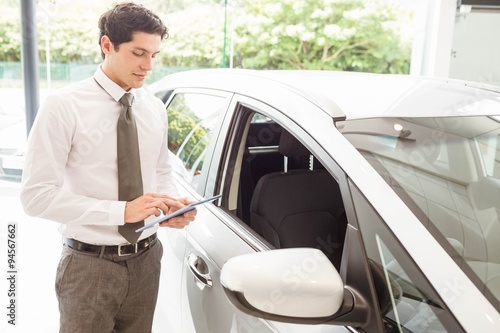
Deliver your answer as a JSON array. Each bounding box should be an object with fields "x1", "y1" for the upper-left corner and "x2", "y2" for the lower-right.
[
  {"x1": 166, "y1": 94, "x2": 208, "y2": 171},
  {"x1": 0, "y1": 1, "x2": 106, "y2": 63},
  {"x1": 36, "y1": 1, "x2": 107, "y2": 63},
  {"x1": 158, "y1": 4, "x2": 226, "y2": 67},
  {"x1": 0, "y1": 0, "x2": 412, "y2": 74},
  {"x1": 0, "y1": 6, "x2": 21, "y2": 61},
  {"x1": 230, "y1": 0, "x2": 412, "y2": 73}
]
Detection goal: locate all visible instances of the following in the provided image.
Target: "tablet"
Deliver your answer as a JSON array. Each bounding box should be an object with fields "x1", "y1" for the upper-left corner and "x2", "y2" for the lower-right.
[{"x1": 135, "y1": 194, "x2": 222, "y2": 233}]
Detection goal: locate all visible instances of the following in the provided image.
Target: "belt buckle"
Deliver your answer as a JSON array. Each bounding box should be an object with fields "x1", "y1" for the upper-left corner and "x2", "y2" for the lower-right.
[{"x1": 118, "y1": 243, "x2": 138, "y2": 256}]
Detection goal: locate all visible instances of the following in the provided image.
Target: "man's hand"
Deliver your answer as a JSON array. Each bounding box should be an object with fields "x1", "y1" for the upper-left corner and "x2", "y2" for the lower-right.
[
  {"x1": 124, "y1": 193, "x2": 184, "y2": 223},
  {"x1": 160, "y1": 197, "x2": 197, "y2": 229}
]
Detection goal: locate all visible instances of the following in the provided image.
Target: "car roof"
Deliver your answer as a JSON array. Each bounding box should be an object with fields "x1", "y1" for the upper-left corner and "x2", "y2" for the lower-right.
[{"x1": 148, "y1": 68, "x2": 500, "y2": 120}]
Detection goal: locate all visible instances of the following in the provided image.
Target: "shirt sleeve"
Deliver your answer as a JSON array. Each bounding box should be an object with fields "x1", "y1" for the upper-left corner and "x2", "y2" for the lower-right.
[{"x1": 20, "y1": 94, "x2": 126, "y2": 226}]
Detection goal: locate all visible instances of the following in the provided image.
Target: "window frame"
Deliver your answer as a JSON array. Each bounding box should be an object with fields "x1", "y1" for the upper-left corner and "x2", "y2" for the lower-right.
[{"x1": 163, "y1": 88, "x2": 233, "y2": 194}]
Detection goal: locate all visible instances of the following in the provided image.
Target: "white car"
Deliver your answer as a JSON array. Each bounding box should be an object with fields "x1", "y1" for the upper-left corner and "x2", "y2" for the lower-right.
[{"x1": 148, "y1": 69, "x2": 500, "y2": 333}]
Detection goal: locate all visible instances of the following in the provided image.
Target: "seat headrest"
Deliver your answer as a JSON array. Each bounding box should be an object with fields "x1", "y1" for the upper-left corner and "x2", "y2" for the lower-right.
[{"x1": 278, "y1": 130, "x2": 310, "y2": 158}]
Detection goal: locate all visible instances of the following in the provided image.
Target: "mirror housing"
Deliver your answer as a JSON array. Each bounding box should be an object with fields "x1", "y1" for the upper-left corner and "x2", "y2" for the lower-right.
[{"x1": 220, "y1": 248, "x2": 366, "y2": 325}]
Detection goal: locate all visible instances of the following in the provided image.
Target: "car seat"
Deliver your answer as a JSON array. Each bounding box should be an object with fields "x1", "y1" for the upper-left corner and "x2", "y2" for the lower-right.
[{"x1": 249, "y1": 130, "x2": 347, "y2": 269}]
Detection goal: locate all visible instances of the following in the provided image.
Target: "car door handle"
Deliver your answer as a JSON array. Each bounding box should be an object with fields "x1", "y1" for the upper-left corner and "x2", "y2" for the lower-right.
[{"x1": 187, "y1": 253, "x2": 213, "y2": 289}]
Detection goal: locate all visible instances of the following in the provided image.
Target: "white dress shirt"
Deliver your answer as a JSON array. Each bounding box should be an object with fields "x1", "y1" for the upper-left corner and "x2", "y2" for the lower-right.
[{"x1": 20, "y1": 67, "x2": 178, "y2": 245}]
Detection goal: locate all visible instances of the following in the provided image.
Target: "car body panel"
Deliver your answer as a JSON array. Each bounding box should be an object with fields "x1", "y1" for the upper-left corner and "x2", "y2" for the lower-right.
[
  {"x1": 148, "y1": 69, "x2": 500, "y2": 120},
  {"x1": 149, "y1": 69, "x2": 500, "y2": 333}
]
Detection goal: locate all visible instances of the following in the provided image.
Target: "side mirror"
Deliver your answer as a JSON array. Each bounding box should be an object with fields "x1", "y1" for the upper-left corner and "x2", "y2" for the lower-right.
[{"x1": 221, "y1": 248, "x2": 356, "y2": 324}]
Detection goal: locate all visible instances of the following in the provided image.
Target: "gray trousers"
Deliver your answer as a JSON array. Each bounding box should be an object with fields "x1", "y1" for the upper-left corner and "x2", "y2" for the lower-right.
[{"x1": 55, "y1": 239, "x2": 163, "y2": 333}]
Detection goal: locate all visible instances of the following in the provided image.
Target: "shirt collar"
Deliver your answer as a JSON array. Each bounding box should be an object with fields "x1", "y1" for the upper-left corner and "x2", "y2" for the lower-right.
[{"x1": 93, "y1": 65, "x2": 135, "y2": 102}]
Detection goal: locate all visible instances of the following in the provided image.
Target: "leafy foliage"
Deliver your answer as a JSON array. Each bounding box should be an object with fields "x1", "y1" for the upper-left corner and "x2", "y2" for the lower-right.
[
  {"x1": 166, "y1": 94, "x2": 208, "y2": 171},
  {"x1": 158, "y1": 5, "x2": 226, "y2": 67},
  {"x1": 231, "y1": 0, "x2": 411, "y2": 73},
  {"x1": 0, "y1": 0, "x2": 412, "y2": 73},
  {"x1": 0, "y1": 6, "x2": 22, "y2": 61}
]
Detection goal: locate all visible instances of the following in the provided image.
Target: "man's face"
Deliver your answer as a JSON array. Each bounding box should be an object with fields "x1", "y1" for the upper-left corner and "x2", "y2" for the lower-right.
[{"x1": 101, "y1": 32, "x2": 161, "y2": 91}]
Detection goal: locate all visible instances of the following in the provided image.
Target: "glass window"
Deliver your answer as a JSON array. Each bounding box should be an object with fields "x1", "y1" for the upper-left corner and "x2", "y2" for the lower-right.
[
  {"x1": 350, "y1": 183, "x2": 464, "y2": 333},
  {"x1": 339, "y1": 116, "x2": 500, "y2": 311},
  {"x1": 166, "y1": 93, "x2": 225, "y2": 186},
  {"x1": 477, "y1": 128, "x2": 500, "y2": 179},
  {"x1": 374, "y1": 235, "x2": 448, "y2": 332}
]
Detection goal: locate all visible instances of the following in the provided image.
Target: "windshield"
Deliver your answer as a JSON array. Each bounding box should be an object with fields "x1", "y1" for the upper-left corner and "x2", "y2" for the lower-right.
[{"x1": 339, "y1": 116, "x2": 500, "y2": 310}]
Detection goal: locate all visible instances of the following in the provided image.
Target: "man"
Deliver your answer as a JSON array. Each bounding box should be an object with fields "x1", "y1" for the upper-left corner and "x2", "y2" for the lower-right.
[{"x1": 20, "y1": 3, "x2": 195, "y2": 332}]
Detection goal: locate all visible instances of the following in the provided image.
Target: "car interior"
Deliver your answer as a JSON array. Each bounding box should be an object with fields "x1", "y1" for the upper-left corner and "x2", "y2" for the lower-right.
[{"x1": 232, "y1": 112, "x2": 348, "y2": 270}]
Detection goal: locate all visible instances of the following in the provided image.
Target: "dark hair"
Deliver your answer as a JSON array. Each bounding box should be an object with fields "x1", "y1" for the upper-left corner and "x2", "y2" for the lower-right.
[{"x1": 98, "y1": 2, "x2": 169, "y2": 59}]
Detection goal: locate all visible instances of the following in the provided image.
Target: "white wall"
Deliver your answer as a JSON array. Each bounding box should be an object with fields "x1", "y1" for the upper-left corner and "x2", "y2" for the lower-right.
[
  {"x1": 410, "y1": 0, "x2": 500, "y2": 86},
  {"x1": 410, "y1": 0, "x2": 456, "y2": 78},
  {"x1": 449, "y1": 9, "x2": 500, "y2": 86}
]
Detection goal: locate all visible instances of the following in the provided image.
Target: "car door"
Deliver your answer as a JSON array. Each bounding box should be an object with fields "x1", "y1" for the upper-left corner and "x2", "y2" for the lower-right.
[
  {"x1": 182, "y1": 94, "x2": 352, "y2": 333},
  {"x1": 180, "y1": 95, "x2": 279, "y2": 333}
]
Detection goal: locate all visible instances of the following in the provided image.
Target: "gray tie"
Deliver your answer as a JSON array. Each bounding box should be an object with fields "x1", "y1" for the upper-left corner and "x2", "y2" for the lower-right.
[{"x1": 117, "y1": 93, "x2": 144, "y2": 244}]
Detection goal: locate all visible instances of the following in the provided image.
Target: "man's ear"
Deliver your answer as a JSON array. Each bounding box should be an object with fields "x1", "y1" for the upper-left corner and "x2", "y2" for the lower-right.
[{"x1": 101, "y1": 35, "x2": 113, "y2": 56}]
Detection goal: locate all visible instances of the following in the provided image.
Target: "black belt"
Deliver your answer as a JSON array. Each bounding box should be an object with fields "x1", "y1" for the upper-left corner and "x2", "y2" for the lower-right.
[{"x1": 65, "y1": 233, "x2": 157, "y2": 256}]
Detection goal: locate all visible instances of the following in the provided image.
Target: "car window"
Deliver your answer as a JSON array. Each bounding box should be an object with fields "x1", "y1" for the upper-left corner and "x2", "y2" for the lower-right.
[
  {"x1": 339, "y1": 116, "x2": 500, "y2": 311},
  {"x1": 350, "y1": 182, "x2": 465, "y2": 333},
  {"x1": 217, "y1": 105, "x2": 348, "y2": 269},
  {"x1": 165, "y1": 92, "x2": 225, "y2": 187},
  {"x1": 476, "y1": 121, "x2": 500, "y2": 178},
  {"x1": 374, "y1": 236, "x2": 448, "y2": 333}
]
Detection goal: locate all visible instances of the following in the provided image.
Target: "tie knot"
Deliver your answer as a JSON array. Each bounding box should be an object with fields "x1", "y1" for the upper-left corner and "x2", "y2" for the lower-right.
[{"x1": 119, "y1": 93, "x2": 134, "y2": 107}]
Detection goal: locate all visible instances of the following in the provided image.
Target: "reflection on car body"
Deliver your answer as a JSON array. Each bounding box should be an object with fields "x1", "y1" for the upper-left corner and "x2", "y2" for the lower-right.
[{"x1": 148, "y1": 69, "x2": 500, "y2": 333}]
